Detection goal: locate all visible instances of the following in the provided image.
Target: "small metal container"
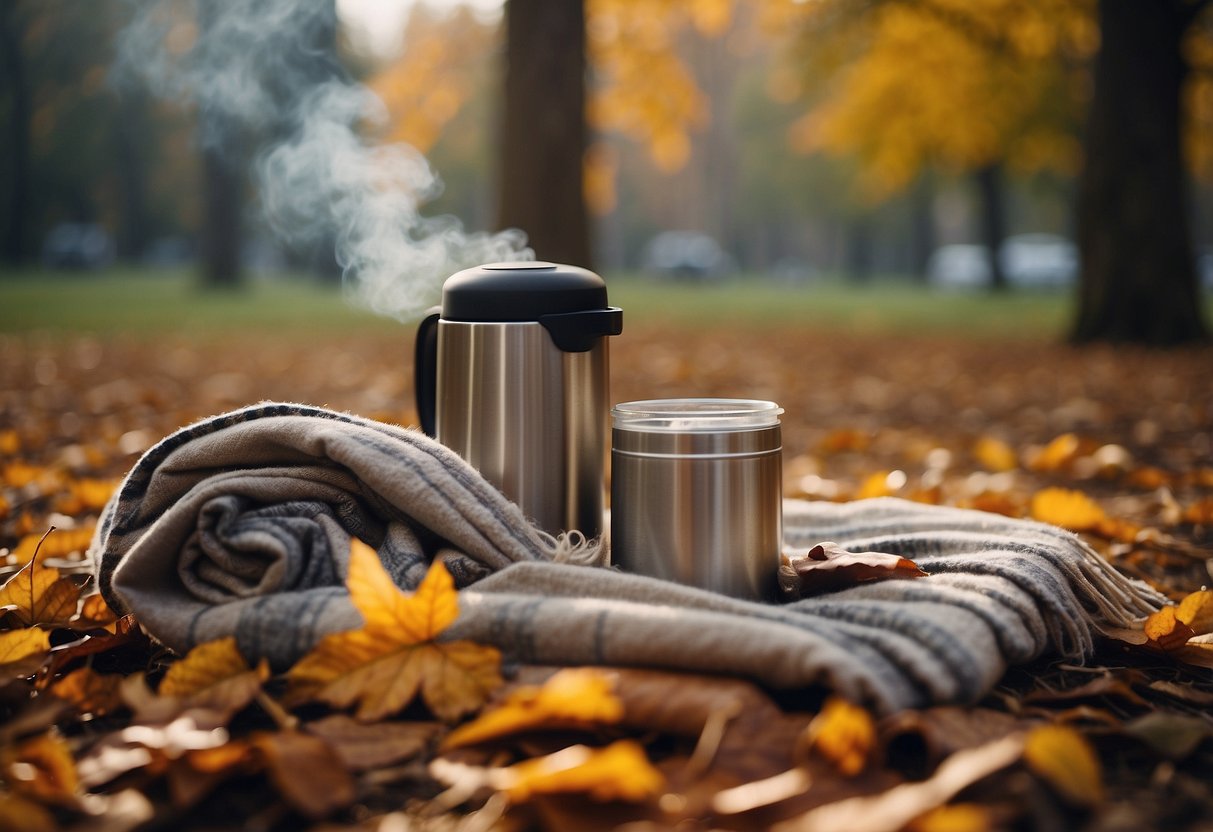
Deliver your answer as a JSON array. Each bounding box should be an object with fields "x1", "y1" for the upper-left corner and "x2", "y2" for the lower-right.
[{"x1": 610, "y1": 399, "x2": 783, "y2": 600}]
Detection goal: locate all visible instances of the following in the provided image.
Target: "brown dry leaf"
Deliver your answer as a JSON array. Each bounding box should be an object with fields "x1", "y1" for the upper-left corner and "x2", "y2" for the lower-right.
[
  {"x1": 973, "y1": 436, "x2": 1017, "y2": 472},
  {"x1": 0, "y1": 553, "x2": 82, "y2": 626},
  {"x1": 497, "y1": 740, "x2": 665, "y2": 803},
  {"x1": 444, "y1": 667, "x2": 625, "y2": 749},
  {"x1": 1022, "y1": 724, "x2": 1103, "y2": 808},
  {"x1": 0, "y1": 793, "x2": 57, "y2": 832},
  {"x1": 798, "y1": 697, "x2": 875, "y2": 777},
  {"x1": 304, "y1": 714, "x2": 438, "y2": 770},
  {"x1": 166, "y1": 741, "x2": 254, "y2": 809},
  {"x1": 0, "y1": 732, "x2": 79, "y2": 804},
  {"x1": 51, "y1": 667, "x2": 125, "y2": 717},
  {"x1": 1029, "y1": 487, "x2": 1106, "y2": 532},
  {"x1": 1123, "y1": 711, "x2": 1213, "y2": 760},
  {"x1": 779, "y1": 542, "x2": 928, "y2": 598},
  {"x1": 771, "y1": 733, "x2": 1025, "y2": 832},
  {"x1": 964, "y1": 491, "x2": 1023, "y2": 518},
  {"x1": 287, "y1": 542, "x2": 501, "y2": 722},
  {"x1": 1023, "y1": 671, "x2": 1148, "y2": 708},
  {"x1": 254, "y1": 730, "x2": 356, "y2": 820}
]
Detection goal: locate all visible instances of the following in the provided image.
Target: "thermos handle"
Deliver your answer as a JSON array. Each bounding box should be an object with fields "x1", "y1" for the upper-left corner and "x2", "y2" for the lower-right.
[{"x1": 414, "y1": 307, "x2": 441, "y2": 436}]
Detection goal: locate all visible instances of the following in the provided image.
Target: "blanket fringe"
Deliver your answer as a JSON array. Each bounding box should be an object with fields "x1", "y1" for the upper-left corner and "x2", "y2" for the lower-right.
[{"x1": 540, "y1": 529, "x2": 609, "y2": 568}]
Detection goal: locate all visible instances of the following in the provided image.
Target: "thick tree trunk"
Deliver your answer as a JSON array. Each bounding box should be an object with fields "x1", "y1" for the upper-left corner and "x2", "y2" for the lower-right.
[
  {"x1": 200, "y1": 144, "x2": 244, "y2": 287},
  {"x1": 497, "y1": 0, "x2": 591, "y2": 267},
  {"x1": 114, "y1": 92, "x2": 150, "y2": 261},
  {"x1": 974, "y1": 164, "x2": 1008, "y2": 291},
  {"x1": 909, "y1": 173, "x2": 935, "y2": 283},
  {"x1": 1072, "y1": 0, "x2": 1209, "y2": 344},
  {"x1": 0, "y1": 4, "x2": 31, "y2": 265}
]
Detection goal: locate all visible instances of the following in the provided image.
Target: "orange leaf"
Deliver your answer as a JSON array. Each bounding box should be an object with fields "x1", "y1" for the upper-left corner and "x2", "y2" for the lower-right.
[
  {"x1": 10, "y1": 526, "x2": 95, "y2": 565},
  {"x1": 1030, "y1": 487, "x2": 1106, "y2": 531},
  {"x1": 0, "y1": 548, "x2": 82, "y2": 627},
  {"x1": 0, "y1": 733, "x2": 78, "y2": 804},
  {"x1": 444, "y1": 668, "x2": 625, "y2": 749},
  {"x1": 1023, "y1": 724, "x2": 1102, "y2": 807},
  {"x1": 498, "y1": 740, "x2": 664, "y2": 803},
  {"x1": 286, "y1": 543, "x2": 501, "y2": 722},
  {"x1": 779, "y1": 542, "x2": 927, "y2": 598},
  {"x1": 52, "y1": 668, "x2": 125, "y2": 717},
  {"x1": 800, "y1": 697, "x2": 875, "y2": 777},
  {"x1": 0, "y1": 794, "x2": 55, "y2": 832},
  {"x1": 75, "y1": 593, "x2": 119, "y2": 630},
  {"x1": 1176, "y1": 589, "x2": 1213, "y2": 634},
  {"x1": 973, "y1": 436, "x2": 1018, "y2": 472},
  {"x1": 1027, "y1": 433, "x2": 1081, "y2": 472}
]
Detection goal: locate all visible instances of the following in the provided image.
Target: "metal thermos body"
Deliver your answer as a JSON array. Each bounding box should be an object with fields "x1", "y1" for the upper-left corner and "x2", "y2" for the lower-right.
[
  {"x1": 433, "y1": 320, "x2": 608, "y2": 538},
  {"x1": 415, "y1": 262, "x2": 622, "y2": 540},
  {"x1": 611, "y1": 400, "x2": 783, "y2": 600}
]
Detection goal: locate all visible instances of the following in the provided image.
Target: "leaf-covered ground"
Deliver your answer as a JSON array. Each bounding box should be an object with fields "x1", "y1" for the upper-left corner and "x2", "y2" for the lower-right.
[{"x1": 1, "y1": 323, "x2": 1212, "y2": 831}]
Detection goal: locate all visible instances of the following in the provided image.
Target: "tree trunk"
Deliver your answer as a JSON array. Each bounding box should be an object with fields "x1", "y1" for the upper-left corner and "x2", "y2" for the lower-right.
[
  {"x1": 113, "y1": 91, "x2": 150, "y2": 261},
  {"x1": 909, "y1": 172, "x2": 935, "y2": 282},
  {"x1": 1072, "y1": 0, "x2": 1209, "y2": 344},
  {"x1": 974, "y1": 163, "x2": 1007, "y2": 291},
  {"x1": 0, "y1": 3, "x2": 32, "y2": 265},
  {"x1": 497, "y1": 0, "x2": 591, "y2": 267},
  {"x1": 200, "y1": 143, "x2": 244, "y2": 287}
]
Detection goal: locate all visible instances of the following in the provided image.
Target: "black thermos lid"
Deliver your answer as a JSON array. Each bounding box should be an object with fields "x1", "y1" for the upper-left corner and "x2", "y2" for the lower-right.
[{"x1": 440, "y1": 262, "x2": 622, "y2": 351}]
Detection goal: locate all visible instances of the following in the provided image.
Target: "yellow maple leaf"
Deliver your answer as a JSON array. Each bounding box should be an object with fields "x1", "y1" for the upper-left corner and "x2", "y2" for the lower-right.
[
  {"x1": 287, "y1": 541, "x2": 501, "y2": 722},
  {"x1": 1030, "y1": 487, "x2": 1106, "y2": 531},
  {"x1": 496, "y1": 740, "x2": 664, "y2": 803},
  {"x1": 1023, "y1": 724, "x2": 1102, "y2": 807},
  {"x1": 444, "y1": 668, "x2": 625, "y2": 749},
  {"x1": 0, "y1": 543, "x2": 82, "y2": 626},
  {"x1": 146, "y1": 637, "x2": 270, "y2": 723},
  {"x1": 0, "y1": 629, "x2": 51, "y2": 667},
  {"x1": 799, "y1": 697, "x2": 875, "y2": 777}
]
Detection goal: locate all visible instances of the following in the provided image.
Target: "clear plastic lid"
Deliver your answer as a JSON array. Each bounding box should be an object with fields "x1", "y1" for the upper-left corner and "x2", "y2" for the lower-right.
[{"x1": 612, "y1": 398, "x2": 783, "y2": 432}]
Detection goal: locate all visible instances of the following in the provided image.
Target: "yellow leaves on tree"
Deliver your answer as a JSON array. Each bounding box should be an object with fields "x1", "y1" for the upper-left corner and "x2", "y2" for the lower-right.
[
  {"x1": 444, "y1": 668, "x2": 625, "y2": 749},
  {"x1": 782, "y1": 0, "x2": 1092, "y2": 199},
  {"x1": 287, "y1": 540, "x2": 501, "y2": 722}
]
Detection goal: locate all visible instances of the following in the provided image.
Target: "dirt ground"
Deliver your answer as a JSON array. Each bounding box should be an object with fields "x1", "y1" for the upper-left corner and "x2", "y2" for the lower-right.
[{"x1": 1, "y1": 324, "x2": 1212, "y2": 830}]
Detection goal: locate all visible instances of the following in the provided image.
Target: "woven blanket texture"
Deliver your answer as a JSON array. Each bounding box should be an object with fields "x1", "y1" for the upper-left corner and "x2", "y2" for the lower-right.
[{"x1": 91, "y1": 403, "x2": 1166, "y2": 714}]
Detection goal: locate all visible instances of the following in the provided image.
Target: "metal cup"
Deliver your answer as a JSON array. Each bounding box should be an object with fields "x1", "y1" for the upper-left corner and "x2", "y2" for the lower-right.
[{"x1": 610, "y1": 399, "x2": 784, "y2": 600}]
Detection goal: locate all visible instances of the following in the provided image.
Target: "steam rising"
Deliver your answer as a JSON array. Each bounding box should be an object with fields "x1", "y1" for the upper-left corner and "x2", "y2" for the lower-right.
[{"x1": 115, "y1": 0, "x2": 530, "y2": 319}]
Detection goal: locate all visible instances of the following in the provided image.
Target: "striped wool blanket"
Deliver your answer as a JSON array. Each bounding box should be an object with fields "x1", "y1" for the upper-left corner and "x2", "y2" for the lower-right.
[{"x1": 92, "y1": 403, "x2": 1165, "y2": 714}]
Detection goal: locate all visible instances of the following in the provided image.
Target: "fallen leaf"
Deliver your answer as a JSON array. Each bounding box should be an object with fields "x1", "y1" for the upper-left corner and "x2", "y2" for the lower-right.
[
  {"x1": 1023, "y1": 672, "x2": 1148, "y2": 708},
  {"x1": 1027, "y1": 434, "x2": 1082, "y2": 472},
  {"x1": 0, "y1": 629, "x2": 51, "y2": 671},
  {"x1": 1023, "y1": 724, "x2": 1102, "y2": 808},
  {"x1": 0, "y1": 552, "x2": 82, "y2": 626},
  {"x1": 1147, "y1": 680, "x2": 1213, "y2": 707},
  {"x1": 444, "y1": 668, "x2": 625, "y2": 749},
  {"x1": 128, "y1": 638, "x2": 268, "y2": 725},
  {"x1": 798, "y1": 697, "x2": 875, "y2": 777},
  {"x1": 973, "y1": 437, "x2": 1017, "y2": 472},
  {"x1": 503, "y1": 741, "x2": 666, "y2": 802},
  {"x1": 779, "y1": 542, "x2": 928, "y2": 598},
  {"x1": 305, "y1": 714, "x2": 438, "y2": 770},
  {"x1": 818, "y1": 429, "x2": 870, "y2": 454},
  {"x1": 75, "y1": 594, "x2": 119, "y2": 630},
  {"x1": 771, "y1": 734, "x2": 1025, "y2": 832},
  {"x1": 1030, "y1": 487, "x2": 1106, "y2": 532},
  {"x1": 254, "y1": 730, "x2": 356, "y2": 819},
  {"x1": 1175, "y1": 589, "x2": 1213, "y2": 634},
  {"x1": 0, "y1": 732, "x2": 79, "y2": 804},
  {"x1": 159, "y1": 637, "x2": 265, "y2": 698},
  {"x1": 287, "y1": 542, "x2": 501, "y2": 722},
  {"x1": 906, "y1": 803, "x2": 993, "y2": 832},
  {"x1": 51, "y1": 667, "x2": 125, "y2": 717},
  {"x1": 1144, "y1": 605, "x2": 1196, "y2": 651},
  {"x1": 11, "y1": 526, "x2": 95, "y2": 565},
  {"x1": 1123, "y1": 711, "x2": 1213, "y2": 760},
  {"x1": 1183, "y1": 497, "x2": 1213, "y2": 525}
]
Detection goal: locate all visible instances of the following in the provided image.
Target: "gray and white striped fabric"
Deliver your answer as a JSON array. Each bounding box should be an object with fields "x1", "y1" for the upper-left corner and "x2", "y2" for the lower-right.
[{"x1": 92, "y1": 403, "x2": 1165, "y2": 714}]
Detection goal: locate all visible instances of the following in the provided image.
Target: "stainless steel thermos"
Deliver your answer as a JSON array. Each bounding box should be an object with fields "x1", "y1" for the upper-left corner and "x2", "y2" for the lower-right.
[
  {"x1": 610, "y1": 399, "x2": 784, "y2": 600},
  {"x1": 414, "y1": 262, "x2": 623, "y2": 539}
]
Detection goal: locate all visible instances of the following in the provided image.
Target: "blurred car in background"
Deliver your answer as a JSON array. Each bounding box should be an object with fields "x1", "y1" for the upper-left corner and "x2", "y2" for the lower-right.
[
  {"x1": 641, "y1": 231, "x2": 733, "y2": 281},
  {"x1": 41, "y1": 223, "x2": 115, "y2": 270},
  {"x1": 929, "y1": 234, "x2": 1078, "y2": 290}
]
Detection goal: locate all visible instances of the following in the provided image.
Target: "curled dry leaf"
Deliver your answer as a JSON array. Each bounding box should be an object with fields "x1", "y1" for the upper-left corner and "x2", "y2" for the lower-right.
[
  {"x1": 287, "y1": 542, "x2": 502, "y2": 722},
  {"x1": 798, "y1": 697, "x2": 875, "y2": 777},
  {"x1": 444, "y1": 667, "x2": 624, "y2": 749},
  {"x1": 779, "y1": 542, "x2": 927, "y2": 599},
  {"x1": 1022, "y1": 724, "x2": 1103, "y2": 808}
]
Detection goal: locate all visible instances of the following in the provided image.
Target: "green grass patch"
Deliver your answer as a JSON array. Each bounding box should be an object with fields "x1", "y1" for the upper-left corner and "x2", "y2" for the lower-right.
[{"x1": 0, "y1": 267, "x2": 1125, "y2": 340}]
